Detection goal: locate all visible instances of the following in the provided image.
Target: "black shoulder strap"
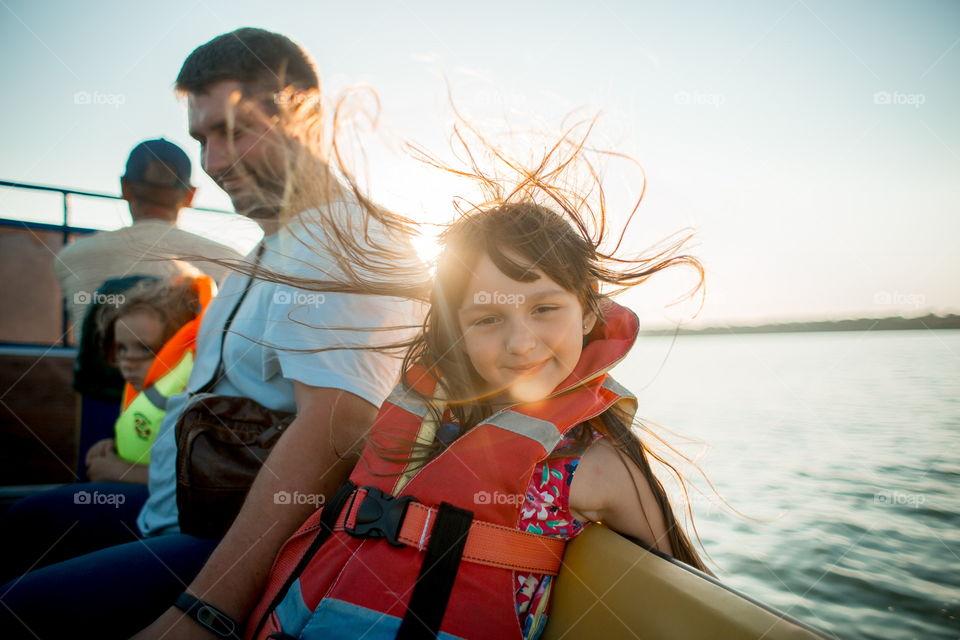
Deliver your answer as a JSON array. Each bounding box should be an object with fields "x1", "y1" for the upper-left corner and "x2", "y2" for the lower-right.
[
  {"x1": 396, "y1": 502, "x2": 474, "y2": 639},
  {"x1": 197, "y1": 242, "x2": 265, "y2": 394}
]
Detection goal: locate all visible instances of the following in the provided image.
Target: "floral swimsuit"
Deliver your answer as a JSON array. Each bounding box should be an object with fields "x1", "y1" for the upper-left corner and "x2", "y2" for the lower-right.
[{"x1": 514, "y1": 425, "x2": 604, "y2": 639}]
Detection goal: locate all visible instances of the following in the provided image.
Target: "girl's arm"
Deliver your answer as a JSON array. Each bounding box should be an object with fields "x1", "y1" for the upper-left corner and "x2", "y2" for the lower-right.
[{"x1": 569, "y1": 438, "x2": 675, "y2": 555}]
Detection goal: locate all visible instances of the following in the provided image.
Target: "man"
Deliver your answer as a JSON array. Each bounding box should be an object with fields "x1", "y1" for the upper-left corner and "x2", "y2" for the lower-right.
[
  {"x1": 55, "y1": 138, "x2": 240, "y2": 344},
  {"x1": 0, "y1": 28, "x2": 423, "y2": 639}
]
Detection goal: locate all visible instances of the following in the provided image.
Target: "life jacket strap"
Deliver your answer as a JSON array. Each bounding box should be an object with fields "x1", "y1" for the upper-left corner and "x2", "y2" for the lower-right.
[
  {"x1": 141, "y1": 384, "x2": 168, "y2": 410},
  {"x1": 339, "y1": 486, "x2": 567, "y2": 575},
  {"x1": 396, "y1": 502, "x2": 474, "y2": 640}
]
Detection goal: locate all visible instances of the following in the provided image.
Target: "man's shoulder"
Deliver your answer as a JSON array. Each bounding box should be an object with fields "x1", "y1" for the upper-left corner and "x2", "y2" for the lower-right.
[
  {"x1": 142, "y1": 223, "x2": 242, "y2": 257},
  {"x1": 56, "y1": 229, "x2": 115, "y2": 262}
]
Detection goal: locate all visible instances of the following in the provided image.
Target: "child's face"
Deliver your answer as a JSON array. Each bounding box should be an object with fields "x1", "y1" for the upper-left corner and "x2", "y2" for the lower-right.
[
  {"x1": 457, "y1": 253, "x2": 597, "y2": 404},
  {"x1": 113, "y1": 308, "x2": 165, "y2": 391}
]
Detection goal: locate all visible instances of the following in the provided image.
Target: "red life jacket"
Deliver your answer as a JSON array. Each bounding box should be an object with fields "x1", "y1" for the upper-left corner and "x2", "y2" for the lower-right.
[{"x1": 247, "y1": 301, "x2": 639, "y2": 640}]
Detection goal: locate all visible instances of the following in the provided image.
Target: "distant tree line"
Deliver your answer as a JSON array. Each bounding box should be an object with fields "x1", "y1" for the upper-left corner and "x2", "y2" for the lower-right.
[{"x1": 643, "y1": 314, "x2": 960, "y2": 336}]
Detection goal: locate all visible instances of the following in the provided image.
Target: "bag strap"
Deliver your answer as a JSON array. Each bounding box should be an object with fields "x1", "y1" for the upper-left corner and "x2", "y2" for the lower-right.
[{"x1": 197, "y1": 242, "x2": 265, "y2": 394}]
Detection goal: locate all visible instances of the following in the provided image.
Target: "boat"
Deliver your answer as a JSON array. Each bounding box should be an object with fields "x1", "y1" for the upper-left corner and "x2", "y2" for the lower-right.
[{"x1": 545, "y1": 524, "x2": 832, "y2": 639}]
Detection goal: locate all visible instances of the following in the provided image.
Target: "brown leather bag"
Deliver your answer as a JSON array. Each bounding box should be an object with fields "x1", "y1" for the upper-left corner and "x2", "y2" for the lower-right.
[
  {"x1": 174, "y1": 244, "x2": 296, "y2": 538},
  {"x1": 175, "y1": 393, "x2": 294, "y2": 538}
]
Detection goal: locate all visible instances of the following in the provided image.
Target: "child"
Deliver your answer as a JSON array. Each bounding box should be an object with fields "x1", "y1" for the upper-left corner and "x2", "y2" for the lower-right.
[
  {"x1": 84, "y1": 274, "x2": 214, "y2": 484},
  {"x1": 233, "y1": 189, "x2": 710, "y2": 640}
]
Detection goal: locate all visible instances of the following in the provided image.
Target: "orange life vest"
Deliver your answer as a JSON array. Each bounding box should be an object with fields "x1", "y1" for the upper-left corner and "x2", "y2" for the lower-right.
[{"x1": 114, "y1": 274, "x2": 215, "y2": 463}]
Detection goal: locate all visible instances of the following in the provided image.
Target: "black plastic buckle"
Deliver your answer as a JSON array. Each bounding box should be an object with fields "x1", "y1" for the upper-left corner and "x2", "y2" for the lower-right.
[{"x1": 344, "y1": 486, "x2": 417, "y2": 547}]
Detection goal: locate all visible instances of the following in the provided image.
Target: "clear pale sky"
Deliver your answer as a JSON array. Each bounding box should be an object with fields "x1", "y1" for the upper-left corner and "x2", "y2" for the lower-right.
[{"x1": 1, "y1": 0, "x2": 957, "y2": 328}]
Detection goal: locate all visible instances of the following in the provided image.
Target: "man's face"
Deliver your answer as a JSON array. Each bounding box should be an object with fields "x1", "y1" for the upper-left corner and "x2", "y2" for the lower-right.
[{"x1": 187, "y1": 79, "x2": 285, "y2": 217}]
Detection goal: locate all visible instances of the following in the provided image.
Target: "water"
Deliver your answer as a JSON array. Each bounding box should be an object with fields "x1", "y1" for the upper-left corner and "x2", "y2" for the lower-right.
[{"x1": 613, "y1": 329, "x2": 960, "y2": 639}]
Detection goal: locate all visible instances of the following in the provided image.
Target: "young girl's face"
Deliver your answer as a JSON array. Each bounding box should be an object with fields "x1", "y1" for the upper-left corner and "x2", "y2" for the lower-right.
[
  {"x1": 457, "y1": 252, "x2": 596, "y2": 403},
  {"x1": 113, "y1": 308, "x2": 165, "y2": 391}
]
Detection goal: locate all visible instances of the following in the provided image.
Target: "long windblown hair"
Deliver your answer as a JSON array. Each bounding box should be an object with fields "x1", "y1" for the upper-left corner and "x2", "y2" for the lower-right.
[{"x1": 190, "y1": 81, "x2": 727, "y2": 574}]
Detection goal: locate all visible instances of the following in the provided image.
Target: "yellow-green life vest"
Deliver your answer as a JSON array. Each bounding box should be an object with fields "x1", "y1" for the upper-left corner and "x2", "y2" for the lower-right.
[{"x1": 114, "y1": 351, "x2": 194, "y2": 464}]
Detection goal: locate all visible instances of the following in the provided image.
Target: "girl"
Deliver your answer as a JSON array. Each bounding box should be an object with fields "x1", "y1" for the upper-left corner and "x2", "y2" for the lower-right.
[
  {"x1": 84, "y1": 274, "x2": 214, "y2": 484},
  {"x1": 238, "y1": 191, "x2": 710, "y2": 639}
]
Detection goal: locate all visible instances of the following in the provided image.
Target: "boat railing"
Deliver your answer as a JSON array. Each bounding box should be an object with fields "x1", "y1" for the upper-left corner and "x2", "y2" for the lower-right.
[{"x1": 0, "y1": 178, "x2": 232, "y2": 348}]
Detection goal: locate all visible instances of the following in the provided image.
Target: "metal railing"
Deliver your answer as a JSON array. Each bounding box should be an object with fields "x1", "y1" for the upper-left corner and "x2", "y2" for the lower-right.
[{"x1": 0, "y1": 179, "x2": 232, "y2": 347}]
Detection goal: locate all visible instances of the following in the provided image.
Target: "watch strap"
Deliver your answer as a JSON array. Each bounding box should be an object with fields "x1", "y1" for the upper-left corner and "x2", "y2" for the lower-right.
[{"x1": 173, "y1": 591, "x2": 242, "y2": 639}]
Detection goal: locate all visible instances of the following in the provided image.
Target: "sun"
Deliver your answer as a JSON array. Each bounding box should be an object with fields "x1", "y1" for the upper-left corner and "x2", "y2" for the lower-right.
[{"x1": 411, "y1": 226, "x2": 443, "y2": 274}]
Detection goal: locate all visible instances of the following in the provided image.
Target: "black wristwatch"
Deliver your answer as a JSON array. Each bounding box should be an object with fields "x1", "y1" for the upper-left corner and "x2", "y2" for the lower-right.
[{"x1": 173, "y1": 592, "x2": 242, "y2": 639}]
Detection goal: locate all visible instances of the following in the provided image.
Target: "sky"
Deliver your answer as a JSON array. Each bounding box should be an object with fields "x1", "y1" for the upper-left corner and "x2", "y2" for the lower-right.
[{"x1": 1, "y1": 0, "x2": 957, "y2": 329}]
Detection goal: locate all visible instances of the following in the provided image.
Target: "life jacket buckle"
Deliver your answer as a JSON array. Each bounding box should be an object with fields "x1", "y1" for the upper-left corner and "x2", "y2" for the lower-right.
[{"x1": 344, "y1": 486, "x2": 417, "y2": 547}]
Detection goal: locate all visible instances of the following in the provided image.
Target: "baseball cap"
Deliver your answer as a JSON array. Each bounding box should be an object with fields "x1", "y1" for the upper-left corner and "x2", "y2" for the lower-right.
[{"x1": 122, "y1": 138, "x2": 193, "y2": 190}]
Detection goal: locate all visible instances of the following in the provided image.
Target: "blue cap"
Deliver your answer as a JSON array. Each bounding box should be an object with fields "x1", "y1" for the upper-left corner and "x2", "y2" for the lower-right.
[{"x1": 122, "y1": 138, "x2": 192, "y2": 190}]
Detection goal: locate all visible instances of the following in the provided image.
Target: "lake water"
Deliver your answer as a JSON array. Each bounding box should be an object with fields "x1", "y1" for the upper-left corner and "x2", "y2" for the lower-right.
[{"x1": 613, "y1": 329, "x2": 959, "y2": 639}]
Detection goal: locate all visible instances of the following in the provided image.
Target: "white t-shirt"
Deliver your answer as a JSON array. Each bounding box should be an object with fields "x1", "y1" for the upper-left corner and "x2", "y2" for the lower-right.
[{"x1": 137, "y1": 204, "x2": 426, "y2": 537}]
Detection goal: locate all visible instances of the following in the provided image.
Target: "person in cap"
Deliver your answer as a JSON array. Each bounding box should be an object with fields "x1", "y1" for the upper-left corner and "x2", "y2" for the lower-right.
[{"x1": 54, "y1": 138, "x2": 241, "y2": 344}]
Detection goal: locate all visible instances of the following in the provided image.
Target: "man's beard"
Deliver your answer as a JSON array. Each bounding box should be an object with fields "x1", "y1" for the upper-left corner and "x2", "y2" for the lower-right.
[{"x1": 228, "y1": 170, "x2": 285, "y2": 220}]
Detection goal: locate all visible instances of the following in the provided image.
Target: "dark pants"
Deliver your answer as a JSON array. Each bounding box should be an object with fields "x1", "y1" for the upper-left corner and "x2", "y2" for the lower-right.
[
  {"x1": 0, "y1": 482, "x2": 149, "y2": 581},
  {"x1": 0, "y1": 482, "x2": 219, "y2": 639}
]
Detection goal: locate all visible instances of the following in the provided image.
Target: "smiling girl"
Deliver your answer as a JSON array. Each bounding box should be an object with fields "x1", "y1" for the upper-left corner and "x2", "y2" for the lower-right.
[{"x1": 233, "y1": 118, "x2": 712, "y2": 638}]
